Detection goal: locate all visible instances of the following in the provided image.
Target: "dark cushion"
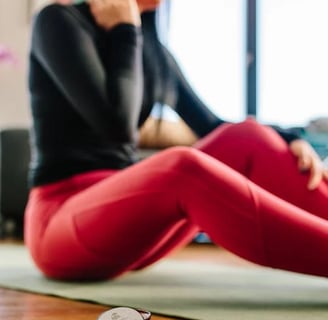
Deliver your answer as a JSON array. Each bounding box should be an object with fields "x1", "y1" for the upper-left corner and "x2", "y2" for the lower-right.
[{"x1": 0, "y1": 128, "x2": 30, "y2": 221}]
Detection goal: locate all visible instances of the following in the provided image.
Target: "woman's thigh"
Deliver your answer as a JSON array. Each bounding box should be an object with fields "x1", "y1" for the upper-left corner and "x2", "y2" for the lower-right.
[{"x1": 29, "y1": 150, "x2": 198, "y2": 280}]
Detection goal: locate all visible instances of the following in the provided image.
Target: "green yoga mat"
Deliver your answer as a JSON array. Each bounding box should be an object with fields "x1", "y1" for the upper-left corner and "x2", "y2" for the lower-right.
[{"x1": 0, "y1": 244, "x2": 327, "y2": 320}]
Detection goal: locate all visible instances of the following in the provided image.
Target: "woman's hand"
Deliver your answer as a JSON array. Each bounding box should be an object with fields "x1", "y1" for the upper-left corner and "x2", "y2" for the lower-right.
[
  {"x1": 289, "y1": 139, "x2": 328, "y2": 190},
  {"x1": 89, "y1": 0, "x2": 141, "y2": 30}
]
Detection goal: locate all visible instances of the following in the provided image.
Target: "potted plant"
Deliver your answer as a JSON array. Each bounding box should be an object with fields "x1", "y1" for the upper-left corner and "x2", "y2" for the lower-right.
[{"x1": 0, "y1": 45, "x2": 17, "y2": 66}]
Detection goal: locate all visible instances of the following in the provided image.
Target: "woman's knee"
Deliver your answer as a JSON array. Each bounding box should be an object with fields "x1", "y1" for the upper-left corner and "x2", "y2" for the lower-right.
[
  {"x1": 155, "y1": 146, "x2": 209, "y2": 176},
  {"x1": 239, "y1": 118, "x2": 285, "y2": 143},
  {"x1": 225, "y1": 118, "x2": 270, "y2": 139},
  {"x1": 160, "y1": 146, "x2": 203, "y2": 163},
  {"x1": 218, "y1": 118, "x2": 288, "y2": 156}
]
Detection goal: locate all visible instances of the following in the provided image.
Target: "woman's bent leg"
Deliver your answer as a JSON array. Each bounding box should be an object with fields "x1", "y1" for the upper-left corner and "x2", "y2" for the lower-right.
[
  {"x1": 26, "y1": 147, "x2": 328, "y2": 280},
  {"x1": 194, "y1": 118, "x2": 328, "y2": 220}
]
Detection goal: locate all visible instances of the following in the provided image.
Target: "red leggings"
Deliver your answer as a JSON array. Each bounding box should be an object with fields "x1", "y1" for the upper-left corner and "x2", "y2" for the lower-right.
[{"x1": 24, "y1": 118, "x2": 328, "y2": 280}]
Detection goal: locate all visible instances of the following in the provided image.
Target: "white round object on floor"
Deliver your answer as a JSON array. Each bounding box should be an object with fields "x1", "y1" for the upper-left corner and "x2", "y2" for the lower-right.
[{"x1": 98, "y1": 307, "x2": 146, "y2": 320}]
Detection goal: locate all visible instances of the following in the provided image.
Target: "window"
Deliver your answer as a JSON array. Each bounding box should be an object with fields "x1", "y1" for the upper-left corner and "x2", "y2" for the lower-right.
[
  {"x1": 258, "y1": 0, "x2": 328, "y2": 127},
  {"x1": 167, "y1": 0, "x2": 246, "y2": 123}
]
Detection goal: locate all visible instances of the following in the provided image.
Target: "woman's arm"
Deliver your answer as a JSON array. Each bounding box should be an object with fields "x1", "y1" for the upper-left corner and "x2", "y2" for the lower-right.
[
  {"x1": 31, "y1": 3, "x2": 143, "y2": 142},
  {"x1": 163, "y1": 46, "x2": 225, "y2": 138}
]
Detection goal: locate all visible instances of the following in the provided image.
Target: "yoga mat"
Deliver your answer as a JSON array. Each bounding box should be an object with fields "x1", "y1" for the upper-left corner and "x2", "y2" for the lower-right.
[{"x1": 0, "y1": 244, "x2": 328, "y2": 320}]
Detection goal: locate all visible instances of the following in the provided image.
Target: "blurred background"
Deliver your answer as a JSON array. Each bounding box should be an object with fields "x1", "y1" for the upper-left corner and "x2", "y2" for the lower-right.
[{"x1": 2, "y1": 0, "x2": 328, "y2": 128}]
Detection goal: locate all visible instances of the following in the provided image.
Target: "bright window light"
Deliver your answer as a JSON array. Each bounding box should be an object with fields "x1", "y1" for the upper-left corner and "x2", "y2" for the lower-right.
[
  {"x1": 258, "y1": 0, "x2": 328, "y2": 127},
  {"x1": 167, "y1": 0, "x2": 246, "y2": 123}
]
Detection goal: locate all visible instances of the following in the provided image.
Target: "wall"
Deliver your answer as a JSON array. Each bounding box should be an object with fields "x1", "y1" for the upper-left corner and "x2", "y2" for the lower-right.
[{"x1": 0, "y1": 0, "x2": 49, "y2": 128}]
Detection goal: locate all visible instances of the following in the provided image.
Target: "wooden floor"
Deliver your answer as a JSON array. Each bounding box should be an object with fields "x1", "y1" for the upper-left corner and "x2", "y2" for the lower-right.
[{"x1": 0, "y1": 243, "x2": 253, "y2": 320}]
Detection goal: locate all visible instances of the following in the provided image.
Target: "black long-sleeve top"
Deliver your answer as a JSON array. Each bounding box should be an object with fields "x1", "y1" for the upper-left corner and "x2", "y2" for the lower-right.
[{"x1": 28, "y1": 3, "x2": 299, "y2": 187}]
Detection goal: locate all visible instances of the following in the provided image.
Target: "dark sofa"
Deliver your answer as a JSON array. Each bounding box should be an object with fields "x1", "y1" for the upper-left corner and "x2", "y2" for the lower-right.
[{"x1": 0, "y1": 128, "x2": 30, "y2": 238}]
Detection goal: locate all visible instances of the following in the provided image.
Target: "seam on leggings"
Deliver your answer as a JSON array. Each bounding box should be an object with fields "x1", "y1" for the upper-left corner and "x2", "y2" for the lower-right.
[{"x1": 246, "y1": 182, "x2": 270, "y2": 266}]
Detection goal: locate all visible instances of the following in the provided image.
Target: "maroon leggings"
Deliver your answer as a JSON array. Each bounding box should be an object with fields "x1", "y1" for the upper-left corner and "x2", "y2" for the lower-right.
[{"x1": 24, "y1": 118, "x2": 328, "y2": 280}]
